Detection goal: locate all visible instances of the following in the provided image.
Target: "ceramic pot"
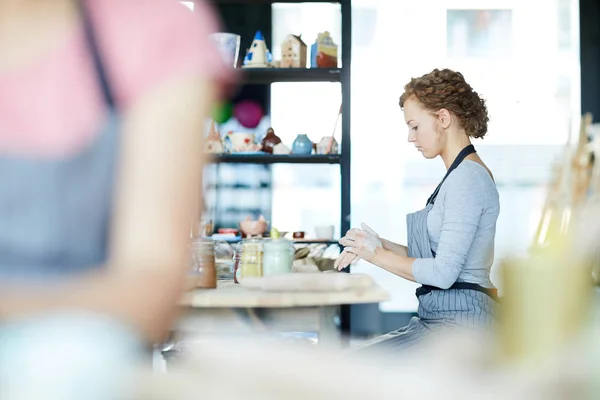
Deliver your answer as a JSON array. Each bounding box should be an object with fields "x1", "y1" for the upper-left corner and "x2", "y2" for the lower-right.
[
  {"x1": 272, "y1": 143, "x2": 291, "y2": 154},
  {"x1": 261, "y1": 128, "x2": 282, "y2": 154},
  {"x1": 227, "y1": 132, "x2": 256, "y2": 152},
  {"x1": 316, "y1": 136, "x2": 338, "y2": 154},
  {"x1": 292, "y1": 134, "x2": 313, "y2": 155}
]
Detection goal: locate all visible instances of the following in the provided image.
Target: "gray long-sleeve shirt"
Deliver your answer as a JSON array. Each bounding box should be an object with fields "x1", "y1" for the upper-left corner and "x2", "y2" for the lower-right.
[{"x1": 412, "y1": 160, "x2": 500, "y2": 289}]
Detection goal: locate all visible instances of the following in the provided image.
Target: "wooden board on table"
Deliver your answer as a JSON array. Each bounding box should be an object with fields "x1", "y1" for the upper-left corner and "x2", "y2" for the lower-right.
[{"x1": 181, "y1": 276, "x2": 389, "y2": 309}]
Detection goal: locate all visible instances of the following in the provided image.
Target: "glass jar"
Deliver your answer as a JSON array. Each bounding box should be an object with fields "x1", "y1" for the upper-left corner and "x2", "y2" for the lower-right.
[
  {"x1": 239, "y1": 238, "x2": 263, "y2": 280},
  {"x1": 232, "y1": 243, "x2": 242, "y2": 284},
  {"x1": 190, "y1": 238, "x2": 217, "y2": 289},
  {"x1": 262, "y1": 239, "x2": 293, "y2": 276}
]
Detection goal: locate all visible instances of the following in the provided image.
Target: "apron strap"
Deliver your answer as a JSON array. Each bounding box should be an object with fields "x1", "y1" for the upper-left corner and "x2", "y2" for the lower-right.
[
  {"x1": 426, "y1": 144, "x2": 476, "y2": 206},
  {"x1": 77, "y1": 0, "x2": 116, "y2": 109},
  {"x1": 416, "y1": 282, "x2": 499, "y2": 302}
]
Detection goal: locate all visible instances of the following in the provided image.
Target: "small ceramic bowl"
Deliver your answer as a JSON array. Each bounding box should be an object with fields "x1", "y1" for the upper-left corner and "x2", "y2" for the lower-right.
[{"x1": 240, "y1": 219, "x2": 268, "y2": 237}]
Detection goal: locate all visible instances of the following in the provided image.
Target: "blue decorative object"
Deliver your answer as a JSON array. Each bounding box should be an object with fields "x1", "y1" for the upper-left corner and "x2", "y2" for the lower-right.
[
  {"x1": 243, "y1": 30, "x2": 273, "y2": 68},
  {"x1": 292, "y1": 134, "x2": 313, "y2": 155}
]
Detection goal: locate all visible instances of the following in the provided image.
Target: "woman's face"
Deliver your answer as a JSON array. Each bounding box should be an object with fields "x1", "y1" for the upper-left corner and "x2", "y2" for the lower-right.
[{"x1": 403, "y1": 98, "x2": 444, "y2": 159}]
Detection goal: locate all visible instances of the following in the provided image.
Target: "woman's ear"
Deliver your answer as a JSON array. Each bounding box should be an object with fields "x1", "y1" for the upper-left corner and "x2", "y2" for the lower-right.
[{"x1": 437, "y1": 108, "x2": 452, "y2": 129}]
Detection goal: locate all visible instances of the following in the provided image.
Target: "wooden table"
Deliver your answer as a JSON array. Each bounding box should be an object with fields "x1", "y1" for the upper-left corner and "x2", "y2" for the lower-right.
[{"x1": 174, "y1": 280, "x2": 389, "y2": 349}]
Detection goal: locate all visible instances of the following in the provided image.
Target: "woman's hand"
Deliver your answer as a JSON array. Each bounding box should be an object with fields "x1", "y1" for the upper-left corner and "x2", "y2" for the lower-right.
[
  {"x1": 334, "y1": 248, "x2": 360, "y2": 271},
  {"x1": 335, "y1": 223, "x2": 383, "y2": 270}
]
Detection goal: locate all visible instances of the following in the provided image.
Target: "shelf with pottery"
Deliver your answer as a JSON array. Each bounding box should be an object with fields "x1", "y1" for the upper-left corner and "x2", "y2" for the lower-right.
[
  {"x1": 211, "y1": 221, "x2": 339, "y2": 247},
  {"x1": 202, "y1": 220, "x2": 341, "y2": 285},
  {"x1": 242, "y1": 31, "x2": 339, "y2": 74},
  {"x1": 213, "y1": 28, "x2": 341, "y2": 83},
  {"x1": 207, "y1": 30, "x2": 343, "y2": 162},
  {"x1": 206, "y1": 118, "x2": 341, "y2": 164}
]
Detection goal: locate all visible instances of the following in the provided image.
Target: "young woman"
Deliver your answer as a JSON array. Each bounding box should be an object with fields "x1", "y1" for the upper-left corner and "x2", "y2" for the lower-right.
[
  {"x1": 336, "y1": 68, "x2": 500, "y2": 350},
  {"x1": 0, "y1": 0, "x2": 229, "y2": 397}
]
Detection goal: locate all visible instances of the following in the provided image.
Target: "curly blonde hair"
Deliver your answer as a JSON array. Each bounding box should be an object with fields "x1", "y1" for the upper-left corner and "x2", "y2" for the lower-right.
[{"x1": 399, "y1": 68, "x2": 489, "y2": 139}]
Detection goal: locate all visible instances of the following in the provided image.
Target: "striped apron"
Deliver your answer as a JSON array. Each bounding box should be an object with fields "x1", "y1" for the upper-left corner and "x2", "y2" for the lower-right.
[
  {"x1": 0, "y1": 0, "x2": 118, "y2": 281},
  {"x1": 354, "y1": 145, "x2": 497, "y2": 352}
]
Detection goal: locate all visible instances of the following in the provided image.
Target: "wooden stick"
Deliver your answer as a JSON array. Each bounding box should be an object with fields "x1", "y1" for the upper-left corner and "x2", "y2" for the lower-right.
[{"x1": 327, "y1": 104, "x2": 342, "y2": 154}]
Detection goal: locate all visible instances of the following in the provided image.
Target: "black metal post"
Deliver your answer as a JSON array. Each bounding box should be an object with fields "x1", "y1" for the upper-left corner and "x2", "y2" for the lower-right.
[{"x1": 339, "y1": 0, "x2": 352, "y2": 336}]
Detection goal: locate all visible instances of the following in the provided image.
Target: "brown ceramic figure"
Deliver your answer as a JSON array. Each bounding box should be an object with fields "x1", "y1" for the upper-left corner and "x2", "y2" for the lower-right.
[{"x1": 261, "y1": 127, "x2": 282, "y2": 154}]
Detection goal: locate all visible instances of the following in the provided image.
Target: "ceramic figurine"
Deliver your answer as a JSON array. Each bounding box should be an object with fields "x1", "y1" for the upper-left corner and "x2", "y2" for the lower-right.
[
  {"x1": 310, "y1": 31, "x2": 338, "y2": 68},
  {"x1": 272, "y1": 142, "x2": 291, "y2": 155},
  {"x1": 280, "y1": 34, "x2": 307, "y2": 68},
  {"x1": 226, "y1": 132, "x2": 262, "y2": 153},
  {"x1": 205, "y1": 120, "x2": 224, "y2": 154},
  {"x1": 316, "y1": 136, "x2": 338, "y2": 154},
  {"x1": 292, "y1": 134, "x2": 313, "y2": 155},
  {"x1": 243, "y1": 31, "x2": 273, "y2": 69},
  {"x1": 261, "y1": 127, "x2": 282, "y2": 154}
]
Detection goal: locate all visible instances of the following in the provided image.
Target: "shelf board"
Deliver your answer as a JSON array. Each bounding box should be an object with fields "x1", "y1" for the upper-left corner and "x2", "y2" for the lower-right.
[
  {"x1": 239, "y1": 68, "x2": 341, "y2": 84},
  {"x1": 210, "y1": 154, "x2": 341, "y2": 164},
  {"x1": 292, "y1": 240, "x2": 339, "y2": 245},
  {"x1": 213, "y1": 238, "x2": 339, "y2": 246}
]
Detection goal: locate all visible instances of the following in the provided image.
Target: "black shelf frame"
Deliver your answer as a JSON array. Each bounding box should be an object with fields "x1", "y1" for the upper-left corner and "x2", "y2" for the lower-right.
[
  {"x1": 240, "y1": 68, "x2": 342, "y2": 84},
  {"x1": 212, "y1": 0, "x2": 340, "y2": 4},
  {"x1": 339, "y1": 0, "x2": 352, "y2": 339},
  {"x1": 210, "y1": 154, "x2": 341, "y2": 164},
  {"x1": 208, "y1": 0, "x2": 352, "y2": 336}
]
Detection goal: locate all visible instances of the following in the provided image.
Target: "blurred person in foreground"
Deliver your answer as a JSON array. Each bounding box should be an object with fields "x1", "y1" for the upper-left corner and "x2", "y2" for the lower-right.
[
  {"x1": 0, "y1": 0, "x2": 229, "y2": 398},
  {"x1": 336, "y1": 69, "x2": 500, "y2": 352}
]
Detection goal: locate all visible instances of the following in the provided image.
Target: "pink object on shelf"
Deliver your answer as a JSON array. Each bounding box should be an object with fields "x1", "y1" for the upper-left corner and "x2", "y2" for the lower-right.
[
  {"x1": 239, "y1": 215, "x2": 268, "y2": 237},
  {"x1": 234, "y1": 100, "x2": 263, "y2": 129}
]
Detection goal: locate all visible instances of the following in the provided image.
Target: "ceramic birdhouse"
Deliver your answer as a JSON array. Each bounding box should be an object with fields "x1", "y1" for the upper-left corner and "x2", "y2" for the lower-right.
[
  {"x1": 310, "y1": 31, "x2": 338, "y2": 68},
  {"x1": 280, "y1": 34, "x2": 307, "y2": 68},
  {"x1": 243, "y1": 31, "x2": 273, "y2": 68}
]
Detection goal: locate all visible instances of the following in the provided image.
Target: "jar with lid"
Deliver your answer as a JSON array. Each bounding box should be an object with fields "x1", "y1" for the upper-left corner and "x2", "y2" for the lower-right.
[
  {"x1": 190, "y1": 238, "x2": 217, "y2": 289},
  {"x1": 262, "y1": 238, "x2": 293, "y2": 276},
  {"x1": 232, "y1": 243, "x2": 242, "y2": 284},
  {"x1": 239, "y1": 238, "x2": 263, "y2": 280}
]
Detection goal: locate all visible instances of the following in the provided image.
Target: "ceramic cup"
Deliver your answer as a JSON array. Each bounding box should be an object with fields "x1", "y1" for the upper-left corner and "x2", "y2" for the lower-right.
[
  {"x1": 315, "y1": 225, "x2": 334, "y2": 240},
  {"x1": 210, "y1": 33, "x2": 241, "y2": 68},
  {"x1": 227, "y1": 132, "x2": 256, "y2": 152}
]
